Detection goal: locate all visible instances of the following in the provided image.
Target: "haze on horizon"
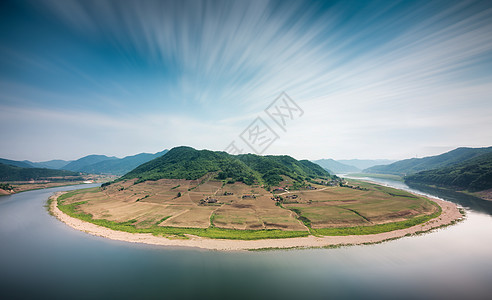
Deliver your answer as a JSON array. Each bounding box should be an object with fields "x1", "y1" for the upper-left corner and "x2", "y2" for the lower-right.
[{"x1": 1, "y1": 0, "x2": 491, "y2": 162}]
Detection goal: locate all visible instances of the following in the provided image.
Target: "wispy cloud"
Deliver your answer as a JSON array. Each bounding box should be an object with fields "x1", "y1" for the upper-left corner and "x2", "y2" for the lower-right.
[{"x1": 1, "y1": 0, "x2": 491, "y2": 160}]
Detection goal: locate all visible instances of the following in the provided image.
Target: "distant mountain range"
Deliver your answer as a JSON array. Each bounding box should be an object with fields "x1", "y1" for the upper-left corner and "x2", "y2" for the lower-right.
[
  {"x1": 0, "y1": 150, "x2": 169, "y2": 176},
  {"x1": 2, "y1": 146, "x2": 491, "y2": 193},
  {"x1": 62, "y1": 155, "x2": 118, "y2": 172},
  {"x1": 0, "y1": 158, "x2": 73, "y2": 169},
  {"x1": 0, "y1": 158, "x2": 34, "y2": 169},
  {"x1": 312, "y1": 159, "x2": 360, "y2": 174},
  {"x1": 122, "y1": 146, "x2": 333, "y2": 186},
  {"x1": 71, "y1": 150, "x2": 169, "y2": 175},
  {"x1": 312, "y1": 147, "x2": 492, "y2": 194},
  {"x1": 27, "y1": 160, "x2": 72, "y2": 169},
  {"x1": 0, "y1": 163, "x2": 81, "y2": 181},
  {"x1": 365, "y1": 147, "x2": 492, "y2": 176},
  {"x1": 337, "y1": 159, "x2": 396, "y2": 170},
  {"x1": 311, "y1": 158, "x2": 395, "y2": 174}
]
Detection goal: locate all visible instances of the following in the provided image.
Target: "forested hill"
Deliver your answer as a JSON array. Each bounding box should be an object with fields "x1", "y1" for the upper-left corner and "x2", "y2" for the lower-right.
[
  {"x1": 236, "y1": 154, "x2": 330, "y2": 184},
  {"x1": 364, "y1": 146, "x2": 492, "y2": 175},
  {"x1": 405, "y1": 152, "x2": 492, "y2": 192},
  {"x1": 0, "y1": 163, "x2": 82, "y2": 181},
  {"x1": 121, "y1": 146, "x2": 332, "y2": 186}
]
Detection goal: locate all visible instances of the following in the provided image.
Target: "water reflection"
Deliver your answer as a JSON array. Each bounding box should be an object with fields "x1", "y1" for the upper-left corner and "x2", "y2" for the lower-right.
[
  {"x1": 406, "y1": 182, "x2": 492, "y2": 215},
  {"x1": 1, "y1": 183, "x2": 492, "y2": 299}
]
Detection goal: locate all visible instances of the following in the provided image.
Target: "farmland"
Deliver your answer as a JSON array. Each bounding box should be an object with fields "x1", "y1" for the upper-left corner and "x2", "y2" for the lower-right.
[{"x1": 57, "y1": 177, "x2": 440, "y2": 239}]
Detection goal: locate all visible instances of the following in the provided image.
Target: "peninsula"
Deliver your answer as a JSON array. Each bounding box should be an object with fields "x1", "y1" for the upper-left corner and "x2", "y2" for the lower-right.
[{"x1": 50, "y1": 146, "x2": 463, "y2": 250}]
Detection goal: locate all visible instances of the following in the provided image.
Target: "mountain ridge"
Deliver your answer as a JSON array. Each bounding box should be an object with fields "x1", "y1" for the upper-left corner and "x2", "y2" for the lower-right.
[
  {"x1": 75, "y1": 150, "x2": 169, "y2": 175},
  {"x1": 27, "y1": 160, "x2": 72, "y2": 169},
  {"x1": 337, "y1": 159, "x2": 396, "y2": 170},
  {"x1": 364, "y1": 146, "x2": 492, "y2": 175},
  {"x1": 312, "y1": 159, "x2": 360, "y2": 174},
  {"x1": 62, "y1": 155, "x2": 119, "y2": 172},
  {"x1": 405, "y1": 151, "x2": 492, "y2": 192}
]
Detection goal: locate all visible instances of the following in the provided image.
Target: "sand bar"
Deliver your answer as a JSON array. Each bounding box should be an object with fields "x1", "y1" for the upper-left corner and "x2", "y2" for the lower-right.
[{"x1": 50, "y1": 192, "x2": 463, "y2": 251}]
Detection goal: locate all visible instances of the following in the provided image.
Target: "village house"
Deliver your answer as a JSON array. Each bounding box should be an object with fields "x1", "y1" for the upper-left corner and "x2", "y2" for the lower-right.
[{"x1": 200, "y1": 197, "x2": 218, "y2": 204}]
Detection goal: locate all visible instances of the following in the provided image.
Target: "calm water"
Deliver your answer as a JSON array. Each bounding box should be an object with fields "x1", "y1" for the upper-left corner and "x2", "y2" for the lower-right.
[{"x1": 1, "y1": 181, "x2": 492, "y2": 300}]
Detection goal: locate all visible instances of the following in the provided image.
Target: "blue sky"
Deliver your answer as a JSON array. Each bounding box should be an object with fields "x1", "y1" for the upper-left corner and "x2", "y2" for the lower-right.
[{"x1": 1, "y1": 0, "x2": 491, "y2": 161}]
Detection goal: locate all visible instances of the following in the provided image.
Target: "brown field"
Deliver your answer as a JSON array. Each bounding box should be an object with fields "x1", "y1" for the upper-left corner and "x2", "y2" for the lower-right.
[
  {"x1": 60, "y1": 177, "x2": 439, "y2": 233},
  {"x1": 282, "y1": 180, "x2": 437, "y2": 228}
]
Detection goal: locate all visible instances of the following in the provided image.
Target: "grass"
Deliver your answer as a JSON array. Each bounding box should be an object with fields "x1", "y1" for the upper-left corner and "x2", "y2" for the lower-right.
[
  {"x1": 156, "y1": 216, "x2": 171, "y2": 224},
  {"x1": 45, "y1": 195, "x2": 55, "y2": 216},
  {"x1": 289, "y1": 207, "x2": 312, "y2": 227},
  {"x1": 209, "y1": 212, "x2": 216, "y2": 227}
]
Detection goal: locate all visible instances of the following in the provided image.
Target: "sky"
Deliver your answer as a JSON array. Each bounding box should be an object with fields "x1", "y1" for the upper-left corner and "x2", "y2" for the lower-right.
[{"x1": 1, "y1": 0, "x2": 491, "y2": 162}]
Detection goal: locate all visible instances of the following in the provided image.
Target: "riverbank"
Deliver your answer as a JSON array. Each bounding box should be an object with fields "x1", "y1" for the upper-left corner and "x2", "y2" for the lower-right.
[
  {"x1": 49, "y1": 190, "x2": 464, "y2": 251},
  {"x1": 344, "y1": 173, "x2": 403, "y2": 181},
  {"x1": 0, "y1": 181, "x2": 96, "y2": 196},
  {"x1": 405, "y1": 181, "x2": 492, "y2": 202}
]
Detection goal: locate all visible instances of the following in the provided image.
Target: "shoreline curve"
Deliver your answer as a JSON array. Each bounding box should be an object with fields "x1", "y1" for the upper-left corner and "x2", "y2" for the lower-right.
[{"x1": 49, "y1": 192, "x2": 464, "y2": 251}]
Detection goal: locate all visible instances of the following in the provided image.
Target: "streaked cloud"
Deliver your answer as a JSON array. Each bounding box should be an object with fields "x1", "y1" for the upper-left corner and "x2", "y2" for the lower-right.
[{"x1": 0, "y1": 0, "x2": 491, "y2": 160}]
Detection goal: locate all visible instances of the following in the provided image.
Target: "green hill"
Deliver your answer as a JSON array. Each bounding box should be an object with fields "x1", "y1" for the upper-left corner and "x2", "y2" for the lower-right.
[
  {"x1": 122, "y1": 147, "x2": 259, "y2": 184},
  {"x1": 312, "y1": 159, "x2": 360, "y2": 174},
  {"x1": 364, "y1": 146, "x2": 492, "y2": 175},
  {"x1": 121, "y1": 146, "x2": 332, "y2": 186},
  {"x1": 237, "y1": 154, "x2": 330, "y2": 184},
  {"x1": 405, "y1": 152, "x2": 492, "y2": 192},
  {"x1": 0, "y1": 163, "x2": 82, "y2": 181}
]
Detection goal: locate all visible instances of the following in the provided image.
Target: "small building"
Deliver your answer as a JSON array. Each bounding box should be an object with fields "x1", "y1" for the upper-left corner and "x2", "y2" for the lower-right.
[{"x1": 201, "y1": 197, "x2": 218, "y2": 204}]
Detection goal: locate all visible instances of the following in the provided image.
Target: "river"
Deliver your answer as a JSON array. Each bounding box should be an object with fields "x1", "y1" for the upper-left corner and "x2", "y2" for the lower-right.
[{"x1": 1, "y1": 180, "x2": 492, "y2": 300}]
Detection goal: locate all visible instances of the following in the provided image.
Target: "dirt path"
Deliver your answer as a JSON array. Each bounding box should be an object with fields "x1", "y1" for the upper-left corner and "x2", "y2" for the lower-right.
[
  {"x1": 159, "y1": 209, "x2": 191, "y2": 225},
  {"x1": 278, "y1": 186, "x2": 330, "y2": 196}
]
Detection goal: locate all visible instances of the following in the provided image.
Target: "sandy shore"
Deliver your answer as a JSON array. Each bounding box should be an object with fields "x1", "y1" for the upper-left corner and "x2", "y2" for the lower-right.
[{"x1": 50, "y1": 192, "x2": 464, "y2": 251}]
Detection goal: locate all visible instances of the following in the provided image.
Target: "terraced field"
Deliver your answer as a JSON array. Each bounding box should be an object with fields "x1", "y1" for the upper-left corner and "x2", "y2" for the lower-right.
[
  {"x1": 57, "y1": 177, "x2": 440, "y2": 240},
  {"x1": 281, "y1": 181, "x2": 437, "y2": 228}
]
